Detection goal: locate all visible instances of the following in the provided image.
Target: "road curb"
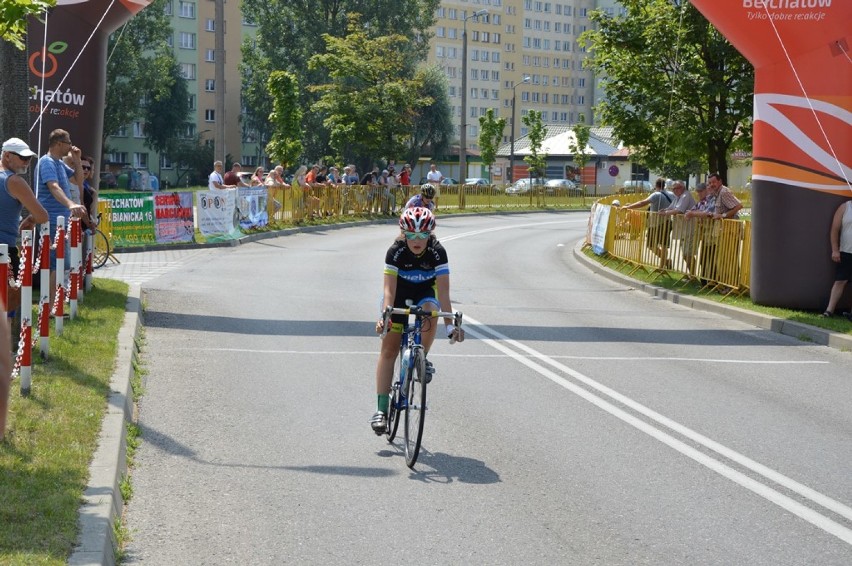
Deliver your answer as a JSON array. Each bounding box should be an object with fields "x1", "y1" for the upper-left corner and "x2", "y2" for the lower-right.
[
  {"x1": 68, "y1": 284, "x2": 142, "y2": 566},
  {"x1": 572, "y1": 240, "x2": 852, "y2": 352}
]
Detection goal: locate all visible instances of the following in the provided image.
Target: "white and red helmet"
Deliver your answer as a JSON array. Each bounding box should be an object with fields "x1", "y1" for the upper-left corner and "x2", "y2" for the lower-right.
[{"x1": 399, "y1": 207, "x2": 436, "y2": 233}]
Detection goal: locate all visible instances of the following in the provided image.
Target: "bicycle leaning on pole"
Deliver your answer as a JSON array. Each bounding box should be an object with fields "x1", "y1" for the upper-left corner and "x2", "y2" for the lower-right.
[{"x1": 380, "y1": 302, "x2": 463, "y2": 468}]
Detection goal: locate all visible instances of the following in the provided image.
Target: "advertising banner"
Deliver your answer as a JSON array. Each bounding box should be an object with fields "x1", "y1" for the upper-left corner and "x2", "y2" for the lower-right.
[
  {"x1": 197, "y1": 190, "x2": 241, "y2": 242},
  {"x1": 101, "y1": 192, "x2": 156, "y2": 246},
  {"x1": 237, "y1": 187, "x2": 269, "y2": 230},
  {"x1": 691, "y1": 0, "x2": 851, "y2": 309},
  {"x1": 589, "y1": 203, "x2": 611, "y2": 256},
  {"x1": 154, "y1": 192, "x2": 195, "y2": 244},
  {"x1": 27, "y1": 1, "x2": 154, "y2": 172}
]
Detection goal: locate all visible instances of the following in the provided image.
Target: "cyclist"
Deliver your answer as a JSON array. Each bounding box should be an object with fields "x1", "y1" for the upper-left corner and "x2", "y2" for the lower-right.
[
  {"x1": 371, "y1": 207, "x2": 464, "y2": 434},
  {"x1": 404, "y1": 183, "x2": 436, "y2": 211}
]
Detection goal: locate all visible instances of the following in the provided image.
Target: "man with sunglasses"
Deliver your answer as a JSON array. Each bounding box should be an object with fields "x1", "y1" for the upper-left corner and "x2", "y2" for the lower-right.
[
  {"x1": 370, "y1": 207, "x2": 464, "y2": 434},
  {"x1": 36, "y1": 129, "x2": 88, "y2": 305},
  {"x1": 0, "y1": 138, "x2": 49, "y2": 277}
]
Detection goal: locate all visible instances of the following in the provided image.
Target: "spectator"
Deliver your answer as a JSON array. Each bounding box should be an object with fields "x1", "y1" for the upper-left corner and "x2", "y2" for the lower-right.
[
  {"x1": 251, "y1": 166, "x2": 265, "y2": 186},
  {"x1": 683, "y1": 182, "x2": 716, "y2": 278},
  {"x1": 0, "y1": 138, "x2": 49, "y2": 320},
  {"x1": 820, "y1": 199, "x2": 852, "y2": 318},
  {"x1": 709, "y1": 173, "x2": 743, "y2": 220},
  {"x1": 208, "y1": 161, "x2": 234, "y2": 190},
  {"x1": 80, "y1": 155, "x2": 98, "y2": 233},
  {"x1": 36, "y1": 129, "x2": 89, "y2": 304},
  {"x1": 624, "y1": 178, "x2": 675, "y2": 266},
  {"x1": 344, "y1": 165, "x2": 359, "y2": 186},
  {"x1": 426, "y1": 162, "x2": 443, "y2": 186},
  {"x1": 399, "y1": 164, "x2": 411, "y2": 187},
  {"x1": 223, "y1": 162, "x2": 248, "y2": 188},
  {"x1": 306, "y1": 165, "x2": 319, "y2": 185}
]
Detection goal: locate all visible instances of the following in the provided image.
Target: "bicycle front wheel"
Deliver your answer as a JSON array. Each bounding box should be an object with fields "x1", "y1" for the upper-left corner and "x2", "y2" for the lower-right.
[
  {"x1": 386, "y1": 380, "x2": 400, "y2": 443},
  {"x1": 92, "y1": 229, "x2": 110, "y2": 269},
  {"x1": 404, "y1": 350, "x2": 427, "y2": 468}
]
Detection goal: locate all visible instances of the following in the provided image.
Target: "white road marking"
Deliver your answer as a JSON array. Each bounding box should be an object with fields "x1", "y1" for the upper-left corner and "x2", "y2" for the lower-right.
[{"x1": 464, "y1": 314, "x2": 852, "y2": 545}]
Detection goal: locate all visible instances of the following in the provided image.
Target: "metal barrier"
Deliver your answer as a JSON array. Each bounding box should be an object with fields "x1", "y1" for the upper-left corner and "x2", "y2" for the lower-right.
[{"x1": 601, "y1": 203, "x2": 751, "y2": 296}]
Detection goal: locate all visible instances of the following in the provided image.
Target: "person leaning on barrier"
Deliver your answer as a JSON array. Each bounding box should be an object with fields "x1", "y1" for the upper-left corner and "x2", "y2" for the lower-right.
[
  {"x1": 624, "y1": 178, "x2": 675, "y2": 265},
  {"x1": 0, "y1": 138, "x2": 49, "y2": 277},
  {"x1": 708, "y1": 173, "x2": 742, "y2": 220},
  {"x1": 683, "y1": 182, "x2": 716, "y2": 278},
  {"x1": 820, "y1": 199, "x2": 852, "y2": 319}
]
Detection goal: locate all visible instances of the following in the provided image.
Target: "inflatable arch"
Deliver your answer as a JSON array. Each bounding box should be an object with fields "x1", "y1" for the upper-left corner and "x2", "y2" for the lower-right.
[{"x1": 690, "y1": 0, "x2": 851, "y2": 309}]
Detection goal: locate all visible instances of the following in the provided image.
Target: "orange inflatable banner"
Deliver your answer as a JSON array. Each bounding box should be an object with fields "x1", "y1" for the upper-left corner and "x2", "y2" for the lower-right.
[
  {"x1": 27, "y1": 0, "x2": 153, "y2": 181},
  {"x1": 691, "y1": 0, "x2": 851, "y2": 309}
]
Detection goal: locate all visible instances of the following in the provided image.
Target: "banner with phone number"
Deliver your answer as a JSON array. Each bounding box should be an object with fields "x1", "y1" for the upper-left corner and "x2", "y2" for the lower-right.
[{"x1": 100, "y1": 192, "x2": 156, "y2": 246}]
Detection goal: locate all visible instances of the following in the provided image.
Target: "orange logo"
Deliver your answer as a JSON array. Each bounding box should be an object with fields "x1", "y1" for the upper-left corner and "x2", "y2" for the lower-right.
[{"x1": 29, "y1": 41, "x2": 68, "y2": 79}]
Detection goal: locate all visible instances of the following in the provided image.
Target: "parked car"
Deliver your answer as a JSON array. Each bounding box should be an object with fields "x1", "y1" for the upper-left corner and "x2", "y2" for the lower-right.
[
  {"x1": 418, "y1": 176, "x2": 459, "y2": 186},
  {"x1": 623, "y1": 180, "x2": 652, "y2": 193},
  {"x1": 464, "y1": 177, "x2": 490, "y2": 186},
  {"x1": 505, "y1": 177, "x2": 547, "y2": 195},
  {"x1": 544, "y1": 178, "x2": 582, "y2": 196}
]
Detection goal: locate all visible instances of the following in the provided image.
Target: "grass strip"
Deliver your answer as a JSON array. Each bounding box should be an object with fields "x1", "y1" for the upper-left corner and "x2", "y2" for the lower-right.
[
  {"x1": 582, "y1": 247, "x2": 852, "y2": 336},
  {"x1": 0, "y1": 279, "x2": 129, "y2": 565}
]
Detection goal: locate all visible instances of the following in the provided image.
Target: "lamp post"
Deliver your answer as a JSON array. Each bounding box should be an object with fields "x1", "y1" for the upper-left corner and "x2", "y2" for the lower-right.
[
  {"x1": 509, "y1": 75, "x2": 530, "y2": 184},
  {"x1": 460, "y1": 8, "x2": 487, "y2": 184}
]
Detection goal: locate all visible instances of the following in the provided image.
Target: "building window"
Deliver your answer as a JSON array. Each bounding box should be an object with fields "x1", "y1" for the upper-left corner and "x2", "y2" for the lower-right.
[
  {"x1": 205, "y1": 79, "x2": 215, "y2": 92},
  {"x1": 133, "y1": 121, "x2": 144, "y2": 138},
  {"x1": 161, "y1": 155, "x2": 173, "y2": 169},
  {"x1": 108, "y1": 152, "x2": 128, "y2": 165},
  {"x1": 179, "y1": 32, "x2": 196, "y2": 49},
  {"x1": 178, "y1": 1, "x2": 194, "y2": 18},
  {"x1": 205, "y1": 18, "x2": 215, "y2": 32},
  {"x1": 113, "y1": 125, "x2": 127, "y2": 137},
  {"x1": 163, "y1": 1, "x2": 173, "y2": 16},
  {"x1": 184, "y1": 124, "x2": 196, "y2": 138},
  {"x1": 205, "y1": 49, "x2": 215, "y2": 62},
  {"x1": 133, "y1": 152, "x2": 148, "y2": 169},
  {"x1": 205, "y1": 109, "x2": 215, "y2": 122},
  {"x1": 180, "y1": 63, "x2": 196, "y2": 80}
]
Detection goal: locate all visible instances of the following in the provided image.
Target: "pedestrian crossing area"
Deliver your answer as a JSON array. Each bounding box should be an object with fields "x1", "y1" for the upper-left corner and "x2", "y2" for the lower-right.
[{"x1": 93, "y1": 248, "x2": 211, "y2": 286}]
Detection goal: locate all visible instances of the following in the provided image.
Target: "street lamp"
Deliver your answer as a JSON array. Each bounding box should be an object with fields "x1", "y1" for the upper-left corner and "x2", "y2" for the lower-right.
[
  {"x1": 460, "y1": 8, "x2": 487, "y2": 184},
  {"x1": 509, "y1": 75, "x2": 530, "y2": 184}
]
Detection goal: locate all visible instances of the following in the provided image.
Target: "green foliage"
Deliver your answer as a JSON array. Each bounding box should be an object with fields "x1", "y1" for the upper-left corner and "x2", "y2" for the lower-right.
[
  {"x1": 308, "y1": 14, "x2": 433, "y2": 165},
  {"x1": 266, "y1": 71, "x2": 303, "y2": 167},
  {"x1": 0, "y1": 0, "x2": 54, "y2": 50},
  {"x1": 143, "y1": 59, "x2": 190, "y2": 156},
  {"x1": 171, "y1": 137, "x2": 214, "y2": 186},
  {"x1": 521, "y1": 110, "x2": 547, "y2": 179},
  {"x1": 104, "y1": 0, "x2": 176, "y2": 151},
  {"x1": 240, "y1": 0, "x2": 440, "y2": 162},
  {"x1": 478, "y1": 108, "x2": 506, "y2": 182},
  {"x1": 568, "y1": 114, "x2": 591, "y2": 189},
  {"x1": 405, "y1": 65, "x2": 454, "y2": 166},
  {"x1": 581, "y1": 0, "x2": 753, "y2": 180}
]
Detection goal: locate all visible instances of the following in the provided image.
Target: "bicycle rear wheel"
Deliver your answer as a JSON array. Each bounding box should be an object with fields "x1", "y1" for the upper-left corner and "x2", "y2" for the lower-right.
[
  {"x1": 404, "y1": 349, "x2": 427, "y2": 468},
  {"x1": 92, "y1": 229, "x2": 110, "y2": 269}
]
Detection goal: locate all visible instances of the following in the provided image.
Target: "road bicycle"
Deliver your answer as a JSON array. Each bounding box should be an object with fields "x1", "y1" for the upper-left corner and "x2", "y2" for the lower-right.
[
  {"x1": 92, "y1": 227, "x2": 110, "y2": 269},
  {"x1": 380, "y1": 303, "x2": 463, "y2": 468}
]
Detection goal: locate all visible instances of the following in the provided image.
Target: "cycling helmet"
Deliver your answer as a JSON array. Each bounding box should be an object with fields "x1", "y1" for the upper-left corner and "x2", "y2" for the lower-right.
[
  {"x1": 420, "y1": 183, "x2": 437, "y2": 199},
  {"x1": 399, "y1": 207, "x2": 436, "y2": 233}
]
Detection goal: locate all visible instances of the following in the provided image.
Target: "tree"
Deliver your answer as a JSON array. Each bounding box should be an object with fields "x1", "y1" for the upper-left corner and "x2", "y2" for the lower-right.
[
  {"x1": 143, "y1": 59, "x2": 190, "y2": 158},
  {"x1": 0, "y1": 0, "x2": 53, "y2": 49},
  {"x1": 104, "y1": 0, "x2": 176, "y2": 153},
  {"x1": 265, "y1": 71, "x2": 302, "y2": 168},
  {"x1": 521, "y1": 110, "x2": 547, "y2": 180},
  {"x1": 308, "y1": 14, "x2": 433, "y2": 168},
  {"x1": 567, "y1": 114, "x2": 591, "y2": 194},
  {"x1": 478, "y1": 108, "x2": 506, "y2": 183},
  {"x1": 240, "y1": 0, "x2": 440, "y2": 162},
  {"x1": 171, "y1": 136, "x2": 214, "y2": 187},
  {"x1": 581, "y1": 0, "x2": 753, "y2": 182},
  {"x1": 404, "y1": 65, "x2": 453, "y2": 168},
  {"x1": 0, "y1": 0, "x2": 54, "y2": 142}
]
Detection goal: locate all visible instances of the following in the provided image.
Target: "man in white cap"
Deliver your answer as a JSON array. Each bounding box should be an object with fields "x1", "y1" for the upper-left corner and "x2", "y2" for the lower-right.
[{"x1": 0, "y1": 138, "x2": 49, "y2": 277}]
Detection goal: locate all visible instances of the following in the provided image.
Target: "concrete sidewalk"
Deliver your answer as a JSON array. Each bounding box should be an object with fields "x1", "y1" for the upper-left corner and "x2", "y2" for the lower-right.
[{"x1": 572, "y1": 240, "x2": 852, "y2": 352}]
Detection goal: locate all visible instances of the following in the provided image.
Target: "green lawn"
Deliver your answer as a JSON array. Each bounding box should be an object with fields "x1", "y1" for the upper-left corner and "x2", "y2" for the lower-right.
[{"x1": 0, "y1": 279, "x2": 128, "y2": 565}]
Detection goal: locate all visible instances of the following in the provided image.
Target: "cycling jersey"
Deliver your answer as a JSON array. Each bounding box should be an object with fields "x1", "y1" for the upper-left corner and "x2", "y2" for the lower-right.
[
  {"x1": 405, "y1": 194, "x2": 435, "y2": 211},
  {"x1": 384, "y1": 236, "x2": 449, "y2": 323}
]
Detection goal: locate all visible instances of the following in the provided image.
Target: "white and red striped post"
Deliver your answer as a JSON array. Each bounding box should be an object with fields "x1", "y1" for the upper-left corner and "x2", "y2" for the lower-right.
[
  {"x1": 38, "y1": 222, "x2": 51, "y2": 360},
  {"x1": 54, "y1": 218, "x2": 66, "y2": 336},
  {"x1": 19, "y1": 231, "x2": 33, "y2": 397},
  {"x1": 84, "y1": 223, "x2": 93, "y2": 291},
  {"x1": 69, "y1": 217, "x2": 80, "y2": 318}
]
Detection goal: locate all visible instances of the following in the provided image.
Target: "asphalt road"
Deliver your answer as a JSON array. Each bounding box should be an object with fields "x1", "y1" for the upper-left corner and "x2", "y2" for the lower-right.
[{"x1": 120, "y1": 212, "x2": 852, "y2": 565}]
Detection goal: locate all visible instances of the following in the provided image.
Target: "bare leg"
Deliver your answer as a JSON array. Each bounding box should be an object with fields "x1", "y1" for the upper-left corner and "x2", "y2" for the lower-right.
[
  {"x1": 825, "y1": 280, "x2": 848, "y2": 314},
  {"x1": 376, "y1": 331, "x2": 400, "y2": 396}
]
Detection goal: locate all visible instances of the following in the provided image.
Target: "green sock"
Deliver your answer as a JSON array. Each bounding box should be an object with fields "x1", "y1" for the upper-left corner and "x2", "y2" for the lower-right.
[{"x1": 377, "y1": 394, "x2": 389, "y2": 414}]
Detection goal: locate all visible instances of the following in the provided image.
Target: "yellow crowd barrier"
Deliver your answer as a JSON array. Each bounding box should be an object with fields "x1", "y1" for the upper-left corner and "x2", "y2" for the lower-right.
[{"x1": 598, "y1": 200, "x2": 751, "y2": 296}]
